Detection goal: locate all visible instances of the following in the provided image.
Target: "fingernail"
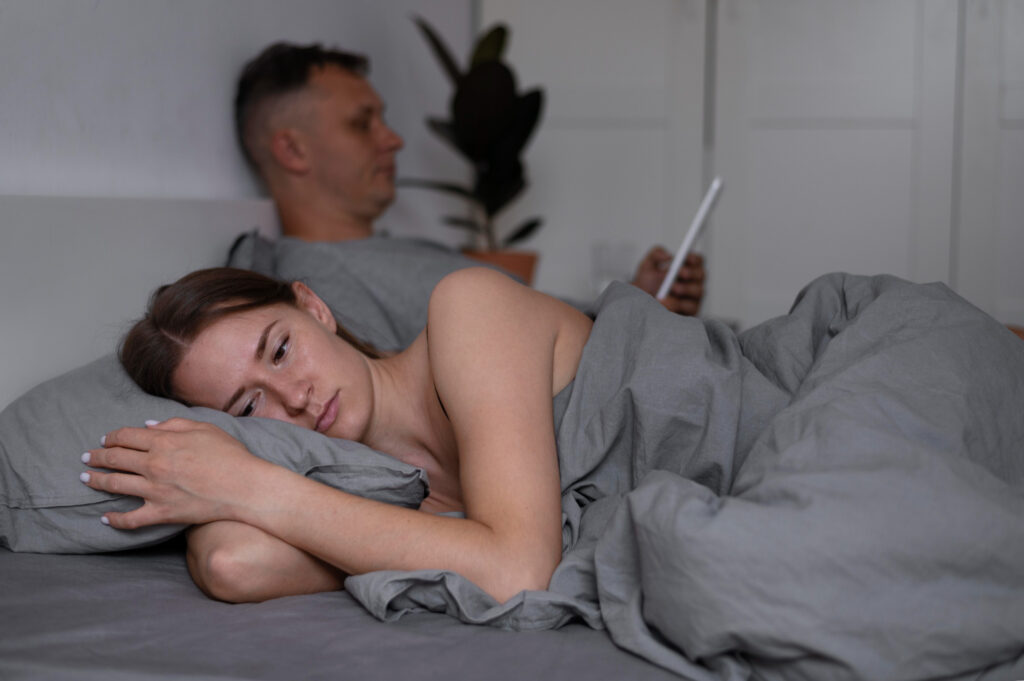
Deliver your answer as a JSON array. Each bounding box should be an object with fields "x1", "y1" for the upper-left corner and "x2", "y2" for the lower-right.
[
  {"x1": 145, "y1": 419, "x2": 159, "y2": 427},
  {"x1": 100, "y1": 516, "x2": 110, "y2": 526},
  {"x1": 81, "y1": 452, "x2": 91, "y2": 464},
  {"x1": 79, "y1": 472, "x2": 91, "y2": 483},
  {"x1": 100, "y1": 435, "x2": 106, "y2": 447}
]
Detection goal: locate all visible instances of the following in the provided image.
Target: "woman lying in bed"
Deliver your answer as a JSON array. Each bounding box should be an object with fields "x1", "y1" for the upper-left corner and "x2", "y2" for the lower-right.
[{"x1": 80, "y1": 266, "x2": 591, "y2": 604}]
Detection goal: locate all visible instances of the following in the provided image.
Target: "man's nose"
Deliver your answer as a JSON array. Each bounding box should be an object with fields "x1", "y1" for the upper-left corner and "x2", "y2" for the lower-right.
[{"x1": 379, "y1": 123, "x2": 403, "y2": 151}]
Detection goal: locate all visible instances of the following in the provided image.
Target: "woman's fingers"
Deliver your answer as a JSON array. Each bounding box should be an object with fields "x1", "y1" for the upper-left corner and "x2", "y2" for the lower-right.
[
  {"x1": 101, "y1": 506, "x2": 167, "y2": 531},
  {"x1": 84, "y1": 444, "x2": 150, "y2": 474},
  {"x1": 101, "y1": 417, "x2": 212, "y2": 451},
  {"x1": 80, "y1": 467, "x2": 149, "y2": 498},
  {"x1": 101, "y1": 425, "x2": 162, "y2": 452},
  {"x1": 81, "y1": 462, "x2": 192, "y2": 528},
  {"x1": 83, "y1": 419, "x2": 256, "y2": 531},
  {"x1": 146, "y1": 417, "x2": 212, "y2": 433}
]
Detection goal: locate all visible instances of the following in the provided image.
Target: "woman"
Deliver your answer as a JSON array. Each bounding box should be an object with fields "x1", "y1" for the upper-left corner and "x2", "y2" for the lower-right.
[{"x1": 80, "y1": 266, "x2": 592, "y2": 604}]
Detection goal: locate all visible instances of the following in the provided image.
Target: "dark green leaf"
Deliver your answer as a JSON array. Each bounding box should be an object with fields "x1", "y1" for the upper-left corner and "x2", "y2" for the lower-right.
[
  {"x1": 426, "y1": 118, "x2": 474, "y2": 159},
  {"x1": 413, "y1": 16, "x2": 461, "y2": 84},
  {"x1": 451, "y1": 61, "x2": 517, "y2": 161},
  {"x1": 442, "y1": 216, "x2": 483, "y2": 233},
  {"x1": 398, "y1": 178, "x2": 476, "y2": 201},
  {"x1": 503, "y1": 89, "x2": 544, "y2": 157},
  {"x1": 503, "y1": 217, "x2": 543, "y2": 247},
  {"x1": 474, "y1": 161, "x2": 524, "y2": 217},
  {"x1": 471, "y1": 24, "x2": 508, "y2": 65}
]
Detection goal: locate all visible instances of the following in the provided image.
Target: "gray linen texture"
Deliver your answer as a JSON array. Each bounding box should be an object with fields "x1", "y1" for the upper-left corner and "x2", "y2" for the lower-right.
[
  {"x1": 347, "y1": 275, "x2": 1024, "y2": 681},
  {"x1": 216, "y1": 236, "x2": 1024, "y2": 678}
]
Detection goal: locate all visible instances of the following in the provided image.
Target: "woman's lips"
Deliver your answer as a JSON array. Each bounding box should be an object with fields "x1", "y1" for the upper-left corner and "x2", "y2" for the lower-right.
[{"x1": 315, "y1": 392, "x2": 339, "y2": 433}]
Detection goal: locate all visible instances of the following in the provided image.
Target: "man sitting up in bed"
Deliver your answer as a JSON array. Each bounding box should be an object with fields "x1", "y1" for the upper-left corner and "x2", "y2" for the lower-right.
[{"x1": 229, "y1": 42, "x2": 705, "y2": 350}]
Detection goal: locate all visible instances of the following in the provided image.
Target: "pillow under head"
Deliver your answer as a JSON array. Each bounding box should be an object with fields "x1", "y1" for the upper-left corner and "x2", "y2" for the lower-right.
[{"x1": 0, "y1": 354, "x2": 426, "y2": 553}]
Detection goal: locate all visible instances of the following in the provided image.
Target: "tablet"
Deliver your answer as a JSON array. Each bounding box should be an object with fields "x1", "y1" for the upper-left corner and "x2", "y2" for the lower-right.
[{"x1": 656, "y1": 176, "x2": 722, "y2": 300}]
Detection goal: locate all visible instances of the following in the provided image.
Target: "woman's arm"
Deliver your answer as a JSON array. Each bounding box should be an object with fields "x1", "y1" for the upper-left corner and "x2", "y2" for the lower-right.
[
  {"x1": 186, "y1": 521, "x2": 345, "y2": 602},
  {"x1": 424, "y1": 267, "x2": 591, "y2": 595},
  {"x1": 82, "y1": 269, "x2": 590, "y2": 602}
]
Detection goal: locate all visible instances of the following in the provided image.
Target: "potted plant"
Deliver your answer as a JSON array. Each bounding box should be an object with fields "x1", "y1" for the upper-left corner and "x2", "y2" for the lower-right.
[{"x1": 402, "y1": 17, "x2": 545, "y2": 283}]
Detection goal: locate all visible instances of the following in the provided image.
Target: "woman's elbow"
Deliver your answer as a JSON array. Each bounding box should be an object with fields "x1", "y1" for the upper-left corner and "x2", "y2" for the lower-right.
[
  {"x1": 485, "y1": 553, "x2": 560, "y2": 604},
  {"x1": 186, "y1": 522, "x2": 345, "y2": 603},
  {"x1": 188, "y1": 541, "x2": 268, "y2": 603}
]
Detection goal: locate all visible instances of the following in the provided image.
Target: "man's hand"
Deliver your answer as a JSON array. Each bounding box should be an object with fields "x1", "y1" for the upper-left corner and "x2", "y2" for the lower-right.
[{"x1": 631, "y1": 246, "x2": 705, "y2": 316}]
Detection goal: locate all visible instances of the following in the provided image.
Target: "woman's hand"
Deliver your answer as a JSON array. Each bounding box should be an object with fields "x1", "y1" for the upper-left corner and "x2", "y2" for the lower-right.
[{"x1": 80, "y1": 418, "x2": 264, "y2": 530}]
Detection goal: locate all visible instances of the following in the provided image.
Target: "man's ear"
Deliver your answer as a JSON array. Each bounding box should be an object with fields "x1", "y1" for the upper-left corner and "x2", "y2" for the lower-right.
[
  {"x1": 291, "y1": 281, "x2": 337, "y2": 332},
  {"x1": 269, "y1": 128, "x2": 310, "y2": 174}
]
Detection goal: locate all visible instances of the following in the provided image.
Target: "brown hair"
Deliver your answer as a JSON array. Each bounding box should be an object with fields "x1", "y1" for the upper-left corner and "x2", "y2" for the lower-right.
[{"x1": 120, "y1": 267, "x2": 380, "y2": 402}]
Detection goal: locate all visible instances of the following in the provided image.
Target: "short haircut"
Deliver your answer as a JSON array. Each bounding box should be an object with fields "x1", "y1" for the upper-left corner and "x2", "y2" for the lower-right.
[{"x1": 234, "y1": 42, "x2": 370, "y2": 174}]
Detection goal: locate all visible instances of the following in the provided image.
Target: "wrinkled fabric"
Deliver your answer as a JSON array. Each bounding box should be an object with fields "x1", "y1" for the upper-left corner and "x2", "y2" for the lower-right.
[{"x1": 347, "y1": 273, "x2": 1024, "y2": 680}]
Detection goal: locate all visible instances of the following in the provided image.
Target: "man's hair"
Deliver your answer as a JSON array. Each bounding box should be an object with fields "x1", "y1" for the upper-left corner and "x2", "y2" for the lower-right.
[{"x1": 234, "y1": 42, "x2": 370, "y2": 174}]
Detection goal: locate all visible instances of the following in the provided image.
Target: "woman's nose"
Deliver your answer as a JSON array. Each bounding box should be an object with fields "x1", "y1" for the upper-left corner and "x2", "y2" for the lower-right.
[{"x1": 280, "y1": 381, "x2": 313, "y2": 417}]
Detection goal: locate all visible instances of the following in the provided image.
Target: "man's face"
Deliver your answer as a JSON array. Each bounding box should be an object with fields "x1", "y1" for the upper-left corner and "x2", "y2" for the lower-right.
[{"x1": 302, "y1": 66, "x2": 404, "y2": 221}]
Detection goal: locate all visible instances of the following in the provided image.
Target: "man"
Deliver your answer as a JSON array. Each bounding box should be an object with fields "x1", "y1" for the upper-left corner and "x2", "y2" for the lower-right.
[
  {"x1": 235, "y1": 45, "x2": 398, "y2": 243},
  {"x1": 231, "y1": 42, "x2": 705, "y2": 343}
]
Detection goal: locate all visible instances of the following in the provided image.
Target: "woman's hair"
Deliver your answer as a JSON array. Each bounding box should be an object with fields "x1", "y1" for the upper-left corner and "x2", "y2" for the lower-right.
[{"x1": 120, "y1": 267, "x2": 380, "y2": 401}]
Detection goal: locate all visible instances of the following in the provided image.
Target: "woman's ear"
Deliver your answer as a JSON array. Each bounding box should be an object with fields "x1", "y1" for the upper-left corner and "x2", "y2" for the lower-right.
[
  {"x1": 269, "y1": 128, "x2": 310, "y2": 175},
  {"x1": 291, "y1": 282, "x2": 337, "y2": 332}
]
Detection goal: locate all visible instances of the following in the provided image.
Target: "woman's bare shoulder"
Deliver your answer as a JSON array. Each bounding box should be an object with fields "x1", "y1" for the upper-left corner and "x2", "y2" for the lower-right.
[
  {"x1": 426, "y1": 267, "x2": 591, "y2": 394},
  {"x1": 429, "y1": 267, "x2": 524, "y2": 312},
  {"x1": 428, "y1": 267, "x2": 588, "y2": 327}
]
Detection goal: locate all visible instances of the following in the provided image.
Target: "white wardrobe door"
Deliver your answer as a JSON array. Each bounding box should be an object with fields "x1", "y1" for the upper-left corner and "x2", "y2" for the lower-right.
[
  {"x1": 707, "y1": 0, "x2": 960, "y2": 329},
  {"x1": 957, "y1": 0, "x2": 1024, "y2": 326}
]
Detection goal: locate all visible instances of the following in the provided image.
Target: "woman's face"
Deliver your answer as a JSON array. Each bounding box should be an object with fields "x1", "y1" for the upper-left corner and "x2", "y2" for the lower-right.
[{"x1": 172, "y1": 285, "x2": 373, "y2": 442}]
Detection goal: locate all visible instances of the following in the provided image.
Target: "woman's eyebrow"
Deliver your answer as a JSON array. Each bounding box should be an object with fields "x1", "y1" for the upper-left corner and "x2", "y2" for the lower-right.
[
  {"x1": 222, "y1": 319, "x2": 278, "y2": 412},
  {"x1": 254, "y1": 320, "x2": 279, "y2": 360}
]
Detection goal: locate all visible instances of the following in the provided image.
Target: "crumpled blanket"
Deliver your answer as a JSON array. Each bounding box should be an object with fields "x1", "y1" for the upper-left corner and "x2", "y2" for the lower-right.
[{"x1": 345, "y1": 273, "x2": 1024, "y2": 681}]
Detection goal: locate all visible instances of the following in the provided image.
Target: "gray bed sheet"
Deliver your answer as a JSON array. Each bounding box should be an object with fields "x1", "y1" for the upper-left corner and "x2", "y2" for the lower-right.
[
  {"x1": 347, "y1": 274, "x2": 1024, "y2": 681},
  {"x1": 0, "y1": 539, "x2": 678, "y2": 681}
]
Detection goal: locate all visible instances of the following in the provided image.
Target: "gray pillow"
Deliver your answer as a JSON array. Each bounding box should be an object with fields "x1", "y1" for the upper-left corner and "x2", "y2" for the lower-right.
[
  {"x1": 228, "y1": 231, "x2": 490, "y2": 351},
  {"x1": 0, "y1": 354, "x2": 427, "y2": 553}
]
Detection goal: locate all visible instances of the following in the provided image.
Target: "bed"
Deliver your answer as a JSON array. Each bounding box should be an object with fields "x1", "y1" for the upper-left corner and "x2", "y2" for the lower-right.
[
  {"x1": 2, "y1": 196, "x2": 1023, "y2": 681},
  {"x1": 0, "y1": 195, "x2": 679, "y2": 681}
]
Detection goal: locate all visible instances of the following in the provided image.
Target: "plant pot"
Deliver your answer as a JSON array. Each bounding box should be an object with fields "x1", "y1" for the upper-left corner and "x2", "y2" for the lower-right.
[{"x1": 462, "y1": 249, "x2": 538, "y2": 286}]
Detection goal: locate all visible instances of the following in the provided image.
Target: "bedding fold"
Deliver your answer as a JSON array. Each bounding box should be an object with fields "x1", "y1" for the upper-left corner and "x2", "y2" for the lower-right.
[{"x1": 344, "y1": 273, "x2": 1024, "y2": 681}]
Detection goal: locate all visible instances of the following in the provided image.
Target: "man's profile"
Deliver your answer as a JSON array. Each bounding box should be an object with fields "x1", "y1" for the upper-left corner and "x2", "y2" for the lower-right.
[{"x1": 233, "y1": 41, "x2": 705, "y2": 316}]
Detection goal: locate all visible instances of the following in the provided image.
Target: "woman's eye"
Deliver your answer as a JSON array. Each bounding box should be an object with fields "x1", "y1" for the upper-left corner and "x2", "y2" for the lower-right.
[{"x1": 273, "y1": 337, "x2": 289, "y2": 364}]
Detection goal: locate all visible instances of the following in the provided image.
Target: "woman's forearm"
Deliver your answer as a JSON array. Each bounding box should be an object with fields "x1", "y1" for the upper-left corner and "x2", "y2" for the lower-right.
[
  {"x1": 232, "y1": 463, "x2": 557, "y2": 603},
  {"x1": 84, "y1": 420, "x2": 559, "y2": 603}
]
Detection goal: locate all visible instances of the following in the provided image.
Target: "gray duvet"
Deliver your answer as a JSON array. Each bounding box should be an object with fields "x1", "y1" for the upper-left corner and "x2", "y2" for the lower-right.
[{"x1": 346, "y1": 273, "x2": 1024, "y2": 680}]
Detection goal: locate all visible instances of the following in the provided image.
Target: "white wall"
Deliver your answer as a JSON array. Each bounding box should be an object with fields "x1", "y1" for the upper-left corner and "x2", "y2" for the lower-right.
[
  {"x1": 2, "y1": 1, "x2": 1020, "y2": 325},
  {"x1": 0, "y1": 0, "x2": 472, "y2": 245},
  {"x1": 481, "y1": 0, "x2": 1024, "y2": 327}
]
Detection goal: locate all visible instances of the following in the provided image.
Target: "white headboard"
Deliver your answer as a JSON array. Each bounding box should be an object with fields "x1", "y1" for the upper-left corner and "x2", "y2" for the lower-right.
[{"x1": 0, "y1": 196, "x2": 279, "y2": 410}]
